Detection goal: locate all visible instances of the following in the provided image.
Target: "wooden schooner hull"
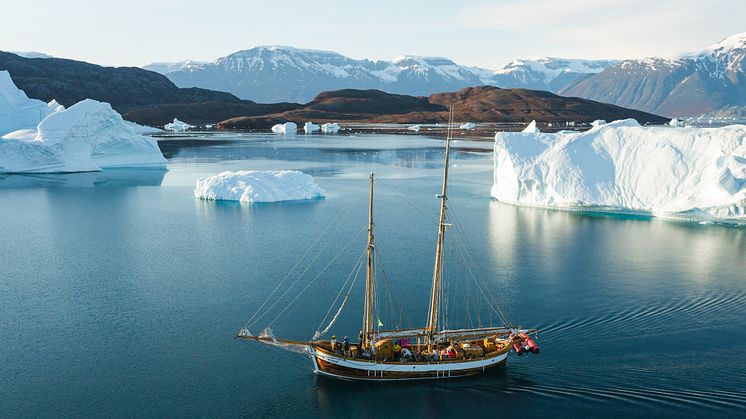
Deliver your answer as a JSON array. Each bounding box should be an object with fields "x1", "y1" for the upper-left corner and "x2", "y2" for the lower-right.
[{"x1": 311, "y1": 346, "x2": 509, "y2": 381}]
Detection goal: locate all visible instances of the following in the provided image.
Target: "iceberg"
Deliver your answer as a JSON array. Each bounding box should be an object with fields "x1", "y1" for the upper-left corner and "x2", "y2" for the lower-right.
[
  {"x1": 521, "y1": 120, "x2": 539, "y2": 133},
  {"x1": 0, "y1": 99, "x2": 167, "y2": 173},
  {"x1": 0, "y1": 71, "x2": 62, "y2": 135},
  {"x1": 194, "y1": 170, "x2": 326, "y2": 203},
  {"x1": 303, "y1": 122, "x2": 320, "y2": 133},
  {"x1": 460, "y1": 122, "x2": 476, "y2": 130},
  {"x1": 408, "y1": 125, "x2": 421, "y2": 132},
  {"x1": 164, "y1": 118, "x2": 194, "y2": 132},
  {"x1": 491, "y1": 119, "x2": 746, "y2": 222},
  {"x1": 271, "y1": 122, "x2": 297, "y2": 134},
  {"x1": 321, "y1": 122, "x2": 341, "y2": 134},
  {"x1": 669, "y1": 118, "x2": 685, "y2": 128},
  {"x1": 591, "y1": 119, "x2": 607, "y2": 127}
]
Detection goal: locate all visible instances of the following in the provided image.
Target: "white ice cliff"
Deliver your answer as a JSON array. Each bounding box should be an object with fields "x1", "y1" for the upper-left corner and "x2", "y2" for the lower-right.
[
  {"x1": 194, "y1": 170, "x2": 326, "y2": 203},
  {"x1": 0, "y1": 71, "x2": 62, "y2": 134},
  {"x1": 0, "y1": 99, "x2": 167, "y2": 173},
  {"x1": 491, "y1": 119, "x2": 746, "y2": 222}
]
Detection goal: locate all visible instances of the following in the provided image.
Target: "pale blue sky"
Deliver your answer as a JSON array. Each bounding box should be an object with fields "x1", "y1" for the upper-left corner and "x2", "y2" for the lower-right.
[{"x1": 1, "y1": 0, "x2": 744, "y2": 69}]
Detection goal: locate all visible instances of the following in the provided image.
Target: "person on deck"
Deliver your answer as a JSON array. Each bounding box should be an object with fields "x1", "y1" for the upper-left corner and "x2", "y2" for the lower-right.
[
  {"x1": 331, "y1": 336, "x2": 338, "y2": 353},
  {"x1": 343, "y1": 336, "x2": 350, "y2": 356}
]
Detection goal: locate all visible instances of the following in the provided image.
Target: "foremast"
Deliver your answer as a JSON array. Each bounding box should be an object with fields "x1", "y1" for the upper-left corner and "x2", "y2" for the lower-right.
[
  {"x1": 361, "y1": 173, "x2": 376, "y2": 349},
  {"x1": 425, "y1": 107, "x2": 454, "y2": 350}
]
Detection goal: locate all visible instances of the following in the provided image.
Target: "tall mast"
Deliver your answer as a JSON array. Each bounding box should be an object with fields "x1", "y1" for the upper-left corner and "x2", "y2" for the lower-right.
[
  {"x1": 362, "y1": 173, "x2": 375, "y2": 349},
  {"x1": 426, "y1": 106, "x2": 454, "y2": 349}
]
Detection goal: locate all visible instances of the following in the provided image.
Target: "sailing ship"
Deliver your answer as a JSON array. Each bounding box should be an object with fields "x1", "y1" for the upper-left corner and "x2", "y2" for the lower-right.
[{"x1": 238, "y1": 109, "x2": 540, "y2": 380}]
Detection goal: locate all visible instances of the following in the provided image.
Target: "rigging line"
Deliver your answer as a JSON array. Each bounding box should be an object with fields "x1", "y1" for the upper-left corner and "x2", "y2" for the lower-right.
[
  {"x1": 450, "y1": 229, "x2": 511, "y2": 327},
  {"x1": 267, "y1": 229, "x2": 365, "y2": 327},
  {"x1": 376, "y1": 178, "x2": 439, "y2": 223},
  {"x1": 244, "y1": 201, "x2": 355, "y2": 328},
  {"x1": 449, "y1": 209, "x2": 513, "y2": 327},
  {"x1": 374, "y1": 246, "x2": 413, "y2": 330},
  {"x1": 315, "y1": 246, "x2": 366, "y2": 333},
  {"x1": 312, "y1": 255, "x2": 364, "y2": 340},
  {"x1": 247, "y1": 212, "x2": 361, "y2": 329}
]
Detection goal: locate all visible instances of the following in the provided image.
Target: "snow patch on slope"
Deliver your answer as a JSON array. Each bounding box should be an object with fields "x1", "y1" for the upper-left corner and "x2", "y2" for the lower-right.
[
  {"x1": 491, "y1": 119, "x2": 746, "y2": 223},
  {"x1": 194, "y1": 170, "x2": 326, "y2": 203}
]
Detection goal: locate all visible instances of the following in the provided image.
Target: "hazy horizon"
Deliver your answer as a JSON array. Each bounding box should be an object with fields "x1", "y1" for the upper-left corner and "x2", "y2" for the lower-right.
[{"x1": 1, "y1": 0, "x2": 744, "y2": 69}]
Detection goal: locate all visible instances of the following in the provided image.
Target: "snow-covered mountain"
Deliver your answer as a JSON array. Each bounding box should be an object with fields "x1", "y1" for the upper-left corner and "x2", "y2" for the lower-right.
[
  {"x1": 144, "y1": 47, "x2": 615, "y2": 103},
  {"x1": 561, "y1": 33, "x2": 746, "y2": 117}
]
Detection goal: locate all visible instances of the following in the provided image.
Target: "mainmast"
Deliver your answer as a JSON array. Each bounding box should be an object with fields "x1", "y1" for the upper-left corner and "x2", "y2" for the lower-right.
[
  {"x1": 425, "y1": 106, "x2": 454, "y2": 349},
  {"x1": 362, "y1": 173, "x2": 375, "y2": 349}
]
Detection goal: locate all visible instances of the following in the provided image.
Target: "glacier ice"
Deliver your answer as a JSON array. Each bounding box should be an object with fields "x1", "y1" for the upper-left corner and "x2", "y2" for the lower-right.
[
  {"x1": 0, "y1": 99, "x2": 167, "y2": 173},
  {"x1": 271, "y1": 122, "x2": 297, "y2": 134},
  {"x1": 164, "y1": 118, "x2": 194, "y2": 132},
  {"x1": 303, "y1": 122, "x2": 320, "y2": 133},
  {"x1": 0, "y1": 71, "x2": 62, "y2": 135},
  {"x1": 521, "y1": 120, "x2": 539, "y2": 133},
  {"x1": 194, "y1": 170, "x2": 326, "y2": 203},
  {"x1": 491, "y1": 119, "x2": 746, "y2": 222},
  {"x1": 321, "y1": 122, "x2": 341, "y2": 134}
]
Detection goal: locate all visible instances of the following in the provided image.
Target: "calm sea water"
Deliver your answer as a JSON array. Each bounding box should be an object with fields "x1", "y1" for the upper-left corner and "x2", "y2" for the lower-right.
[{"x1": 1, "y1": 133, "x2": 745, "y2": 418}]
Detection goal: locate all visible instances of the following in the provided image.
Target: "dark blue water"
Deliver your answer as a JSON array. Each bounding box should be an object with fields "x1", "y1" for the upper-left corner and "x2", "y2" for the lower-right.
[{"x1": 1, "y1": 134, "x2": 745, "y2": 418}]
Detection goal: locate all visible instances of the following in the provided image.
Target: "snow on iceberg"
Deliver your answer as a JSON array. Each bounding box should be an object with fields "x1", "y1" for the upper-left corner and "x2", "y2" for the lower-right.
[
  {"x1": 303, "y1": 122, "x2": 320, "y2": 133},
  {"x1": 491, "y1": 119, "x2": 746, "y2": 222},
  {"x1": 164, "y1": 118, "x2": 194, "y2": 132},
  {"x1": 0, "y1": 99, "x2": 167, "y2": 173},
  {"x1": 521, "y1": 120, "x2": 539, "y2": 133},
  {"x1": 321, "y1": 122, "x2": 341, "y2": 134},
  {"x1": 0, "y1": 70, "x2": 62, "y2": 135},
  {"x1": 194, "y1": 170, "x2": 326, "y2": 203},
  {"x1": 460, "y1": 122, "x2": 476, "y2": 130},
  {"x1": 271, "y1": 122, "x2": 297, "y2": 134}
]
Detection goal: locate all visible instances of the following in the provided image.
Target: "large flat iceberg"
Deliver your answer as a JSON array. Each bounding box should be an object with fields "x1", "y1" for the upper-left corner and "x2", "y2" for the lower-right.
[
  {"x1": 491, "y1": 119, "x2": 746, "y2": 222},
  {"x1": 194, "y1": 170, "x2": 326, "y2": 203},
  {"x1": 0, "y1": 99, "x2": 167, "y2": 173}
]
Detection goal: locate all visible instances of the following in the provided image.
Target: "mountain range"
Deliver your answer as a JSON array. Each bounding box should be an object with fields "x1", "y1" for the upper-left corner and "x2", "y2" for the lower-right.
[
  {"x1": 561, "y1": 32, "x2": 746, "y2": 117},
  {"x1": 147, "y1": 33, "x2": 746, "y2": 116},
  {"x1": 144, "y1": 48, "x2": 615, "y2": 104}
]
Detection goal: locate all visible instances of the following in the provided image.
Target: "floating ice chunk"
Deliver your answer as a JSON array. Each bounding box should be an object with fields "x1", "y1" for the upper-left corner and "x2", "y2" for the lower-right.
[
  {"x1": 491, "y1": 119, "x2": 746, "y2": 222},
  {"x1": 460, "y1": 122, "x2": 476, "y2": 130},
  {"x1": 669, "y1": 118, "x2": 685, "y2": 128},
  {"x1": 521, "y1": 120, "x2": 539, "y2": 133},
  {"x1": 591, "y1": 119, "x2": 607, "y2": 127},
  {"x1": 124, "y1": 121, "x2": 162, "y2": 135},
  {"x1": 303, "y1": 122, "x2": 320, "y2": 133},
  {"x1": 408, "y1": 125, "x2": 421, "y2": 132},
  {"x1": 321, "y1": 122, "x2": 341, "y2": 134},
  {"x1": 194, "y1": 170, "x2": 326, "y2": 203},
  {"x1": 0, "y1": 71, "x2": 63, "y2": 135},
  {"x1": 164, "y1": 118, "x2": 194, "y2": 132},
  {"x1": 271, "y1": 122, "x2": 297, "y2": 134},
  {"x1": 0, "y1": 99, "x2": 167, "y2": 173}
]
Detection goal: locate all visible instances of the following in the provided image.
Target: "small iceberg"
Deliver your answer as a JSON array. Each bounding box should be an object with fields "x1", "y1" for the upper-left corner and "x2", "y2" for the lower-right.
[
  {"x1": 271, "y1": 122, "x2": 297, "y2": 134},
  {"x1": 303, "y1": 122, "x2": 320, "y2": 133},
  {"x1": 460, "y1": 122, "x2": 476, "y2": 130},
  {"x1": 521, "y1": 120, "x2": 539, "y2": 133},
  {"x1": 492, "y1": 119, "x2": 746, "y2": 223},
  {"x1": 408, "y1": 125, "x2": 421, "y2": 132},
  {"x1": 669, "y1": 118, "x2": 685, "y2": 128},
  {"x1": 0, "y1": 99, "x2": 167, "y2": 173},
  {"x1": 321, "y1": 122, "x2": 341, "y2": 134},
  {"x1": 194, "y1": 170, "x2": 326, "y2": 203},
  {"x1": 591, "y1": 119, "x2": 607, "y2": 127},
  {"x1": 164, "y1": 118, "x2": 194, "y2": 132}
]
